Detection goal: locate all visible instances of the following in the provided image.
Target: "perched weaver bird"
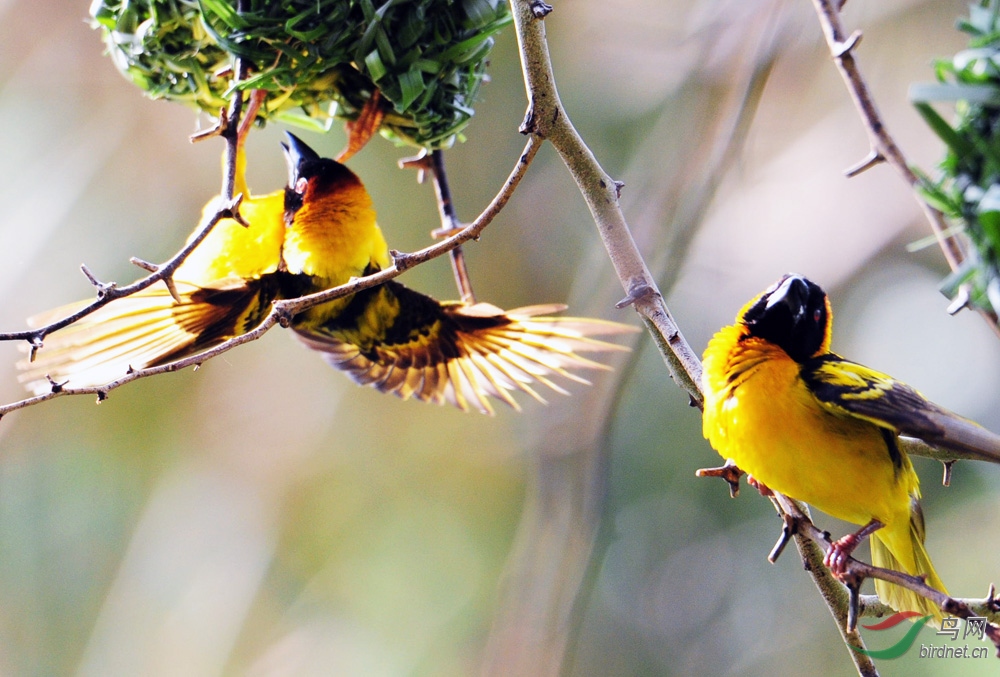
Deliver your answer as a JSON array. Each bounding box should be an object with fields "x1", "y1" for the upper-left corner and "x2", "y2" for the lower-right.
[
  {"x1": 19, "y1": 134, "x2": 633, "y2": 413},
  {"x1": 702, "y1": 273, "x2": 1000, "y2": 620}
]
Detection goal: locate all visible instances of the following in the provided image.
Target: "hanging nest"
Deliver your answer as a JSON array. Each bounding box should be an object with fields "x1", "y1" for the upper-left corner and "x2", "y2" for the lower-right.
[
  {"x1": 911, "y1": 0, "x2": 1000, "y2": 313},
  {"x1": 89, "y1": 0, "x2": 511, "y2": 149}
]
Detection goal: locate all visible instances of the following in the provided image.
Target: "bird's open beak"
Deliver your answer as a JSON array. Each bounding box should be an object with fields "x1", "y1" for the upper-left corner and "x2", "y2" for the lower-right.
[{"x1": 282, "y1": 132, "x2": 321, "y2": 187}]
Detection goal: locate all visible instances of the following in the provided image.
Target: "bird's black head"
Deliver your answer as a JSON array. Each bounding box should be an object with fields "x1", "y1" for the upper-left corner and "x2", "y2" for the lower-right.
[
  {"x1": 281, "y1": 132, "x2": 360, "y2": 215},
  {"x1": 739, "y1": 274, "x2": 831, "y2": 362}
]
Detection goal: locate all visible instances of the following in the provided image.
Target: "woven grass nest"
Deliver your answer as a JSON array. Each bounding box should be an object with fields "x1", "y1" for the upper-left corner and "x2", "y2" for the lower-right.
[{"x1": 90, "y1": 0, "x2": 511, "y2": 148}]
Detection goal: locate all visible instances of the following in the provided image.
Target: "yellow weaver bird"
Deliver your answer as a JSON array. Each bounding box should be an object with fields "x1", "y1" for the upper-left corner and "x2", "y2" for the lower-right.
[
  {"x1": 19, "y1": 134, "x2": 633, "y2": 413},
  {"x1": 702, "y1": 273, "x2": 1000, "y2": 619}
]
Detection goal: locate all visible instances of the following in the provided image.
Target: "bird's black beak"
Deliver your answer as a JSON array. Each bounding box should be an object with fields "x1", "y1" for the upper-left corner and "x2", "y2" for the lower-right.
[
  {"x1": 742, "y1": 273, "x2": 828, "y2": 361},
  {"x1": 282, "y1": 132, "x2": 321, "y2": 187},
  {"x1": 765, "y1": 274, "x2": 810, "y2": 325}
]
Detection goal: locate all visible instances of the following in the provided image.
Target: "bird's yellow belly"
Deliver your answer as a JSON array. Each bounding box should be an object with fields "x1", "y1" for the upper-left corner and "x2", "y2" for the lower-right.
[{"x1": 705, "y1": 358, "x2": 905, "y2": 528}]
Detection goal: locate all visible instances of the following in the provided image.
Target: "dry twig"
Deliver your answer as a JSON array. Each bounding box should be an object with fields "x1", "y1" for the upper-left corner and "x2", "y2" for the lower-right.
[{"x1": 399, "y1": 150, "x2": 478, "y2": 303}]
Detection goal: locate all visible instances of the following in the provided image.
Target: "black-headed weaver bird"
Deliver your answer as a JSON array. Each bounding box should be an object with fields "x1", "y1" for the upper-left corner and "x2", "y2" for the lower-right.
[
  {"x1": 18, "y1": 134, "x2": 633, "y2": 413},
  {"x1": 702, "y1": 273, "x2": 1000, "y2": 619}
]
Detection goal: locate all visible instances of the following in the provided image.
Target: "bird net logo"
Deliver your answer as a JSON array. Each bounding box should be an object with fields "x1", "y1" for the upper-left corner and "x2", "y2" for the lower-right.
[{"x1": 850, "y1": 612, "x2": 991, "y2": 660}]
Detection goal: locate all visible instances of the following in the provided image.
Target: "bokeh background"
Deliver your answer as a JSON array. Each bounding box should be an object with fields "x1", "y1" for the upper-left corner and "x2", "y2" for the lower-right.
[{"x1": 0, "y1": 0, "x2": 998, "y2": 675}]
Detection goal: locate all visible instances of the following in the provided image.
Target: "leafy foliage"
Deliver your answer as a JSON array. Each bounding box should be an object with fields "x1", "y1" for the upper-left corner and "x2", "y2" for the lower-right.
[
  {"x1": 911, "y1": 0, "x2": 1000, "y2": 313},
  {"x1": 89, "y1": 0, "x2": 511, "y2": 148}
]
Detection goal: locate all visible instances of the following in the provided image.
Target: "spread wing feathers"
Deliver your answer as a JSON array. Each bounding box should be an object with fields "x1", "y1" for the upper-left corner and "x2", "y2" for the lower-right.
[
  {"x1": 292, "y1": 282, "x2": 635, "y2": 414},
  {"x1": 802, "y1": 354, "x2": 1000, "y2": 461},
  {"x1": 17, "y1": 278, "x2": 272, "y2": 395}
]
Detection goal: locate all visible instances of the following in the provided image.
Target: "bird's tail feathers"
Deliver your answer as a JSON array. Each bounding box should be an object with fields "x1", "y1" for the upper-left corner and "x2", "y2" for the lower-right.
[{"x1": 871, "y1": 503, "x2": 948, "y2": 624}]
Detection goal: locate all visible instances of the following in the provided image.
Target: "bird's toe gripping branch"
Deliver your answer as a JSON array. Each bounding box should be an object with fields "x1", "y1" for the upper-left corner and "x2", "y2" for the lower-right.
[{"x1": 824, "y1": 519, "x2": 884, "y2": 578}]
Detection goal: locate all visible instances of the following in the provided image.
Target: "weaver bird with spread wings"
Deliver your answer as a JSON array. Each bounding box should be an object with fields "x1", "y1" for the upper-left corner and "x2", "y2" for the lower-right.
[
  {"x1": 702, "y1": 274, "x2": 1000, "y2": 619},
  {"x1": 19, "y1": 134, "x2": 634, "y2": 413}
]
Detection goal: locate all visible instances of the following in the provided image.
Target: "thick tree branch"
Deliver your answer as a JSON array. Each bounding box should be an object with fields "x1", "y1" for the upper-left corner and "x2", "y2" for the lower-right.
[{"x1": 510, "y1": 0, "x2": 703, "y2": 408}]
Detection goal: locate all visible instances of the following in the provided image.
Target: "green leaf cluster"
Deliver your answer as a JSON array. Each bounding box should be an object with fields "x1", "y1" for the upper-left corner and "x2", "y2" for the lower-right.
[
  {"x1": 89, "y1": 0, "x2": 511, "y2": 148},
  {"x1": 911, "y1": 0, "x2": 1000, "y2": 313}
]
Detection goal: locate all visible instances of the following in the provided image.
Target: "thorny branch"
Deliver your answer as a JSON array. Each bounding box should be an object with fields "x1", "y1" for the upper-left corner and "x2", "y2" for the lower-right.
[
  {"x1": 509, "y1": 0, "x2": 704, "y2": 406},
  {"x1": 0, "y1": 136, "x2": 541, "y2": 418},
  {"x1": 0, "y1": 192, "x2": 244, "y2": 350},
  {"x1": 810, "y1": 0, "x2": 963, "y2": 267},
  {"x1": 773, "y1": 495, "x2": 1000, "y2": 644},
  {"x1": 0, "y1": 57, "x2": 254, "y2": 352},
  {"x1": 500, "y1": 1, "x2": 1000, "y2": 674},
  {"x1": 809, "y1": 0, "x2": 1000, "y2": 331},
  {"x1": 697, "y1": 464, "x2": 1000, "y2": 664}
]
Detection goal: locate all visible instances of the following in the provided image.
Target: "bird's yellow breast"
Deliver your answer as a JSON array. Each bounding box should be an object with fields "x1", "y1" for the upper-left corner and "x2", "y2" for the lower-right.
[
  {"x1": 702, "y1": 327, "x2": 913, "y2": 528},
  {"x1": 282, "y1": 181, "x2": 390, "y2": 285}
]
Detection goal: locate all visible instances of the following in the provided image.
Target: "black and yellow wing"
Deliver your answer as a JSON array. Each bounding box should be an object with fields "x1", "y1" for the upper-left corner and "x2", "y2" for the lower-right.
[
  {"x1": 291, "y1": 281, "x2": 635, "y2": 414},
  {"x1": 802, "y1": 354, "x2": 1000, "y2": 461},
  {"x1": 18, "y1": 277, "x2": 277, "y2": 394}
]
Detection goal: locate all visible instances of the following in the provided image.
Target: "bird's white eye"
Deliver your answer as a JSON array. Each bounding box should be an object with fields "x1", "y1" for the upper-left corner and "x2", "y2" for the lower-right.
[{"x1": 295, "y1": 177, "x2": 309, "y2": 194}]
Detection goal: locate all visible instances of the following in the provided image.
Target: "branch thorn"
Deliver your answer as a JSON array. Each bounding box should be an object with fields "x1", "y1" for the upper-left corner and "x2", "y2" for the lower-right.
[
  {"x1": 519, "y1": 104, "x2": 537, "y2": 136},
  {"x1": 398, "y1": 150, "x2": 432, "y2": 184},
  {"x1": 529, "y1": 1, "x2": 553, "y2": 18},
  {"x1": 390, "y1": 249, "x2": 414, "y2": 271},
  {"x1": 946, "y1": 285, "x2": 972, "y2": 315},
  {"x1": 942, "y1": 460, "x2": 955, "y2": 487},
  {"x1": 190, "y1": 107, "x2": 230, "y2": 143},
  {"x1": 274, "y1": 306, "x2": 293, "y2": 329},
  {"x1": 844, "y1": 148, "x2": 883, "y2": 177},
  {"x1": 164, "y1": 276, "x2": 182, "y2": 304},
  {"x1": 695, "y1": 460, "x2": 744, "y2": 498},
  {"x1": 220, "y1": 193, "x2": 248, "y2": 227},
  {"x1": 768, "y1": 511, "x2": 797, "y2": 563},
  {"x1": 27, "y1": 335, "x2": 44, "y2": 362},
  {"x1": 615, "y1": 280, "x2": 660, "y2": 308},
  {"x1": 46, "y1": 375, "x2": 69, "y2": 394},
  {"x1": 986, "y1": 583, "x2": 1000, "y2": 613},
  {"x1": 80, "y1": 264, "x2": 117, "y2": 298},
  {"x1": 130, "y1": 257, "x2": 160, "y2": 273},
  {"x1": 846, "y1": 579, "x2": 862, "y2": 632},
  {"x1": 833, "y1": 29, "x2": 863, "y2": 59}
]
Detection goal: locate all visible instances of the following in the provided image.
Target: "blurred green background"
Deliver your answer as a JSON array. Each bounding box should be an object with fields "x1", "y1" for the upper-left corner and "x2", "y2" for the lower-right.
[{"x1": 0, "y1": 1, "x2": 999, "y2": 675}]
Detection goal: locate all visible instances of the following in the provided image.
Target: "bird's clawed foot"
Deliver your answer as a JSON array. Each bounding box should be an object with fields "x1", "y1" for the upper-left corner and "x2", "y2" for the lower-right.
[{"x1": 824, "y1": 518, "x2": 884, "y2": 578}]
